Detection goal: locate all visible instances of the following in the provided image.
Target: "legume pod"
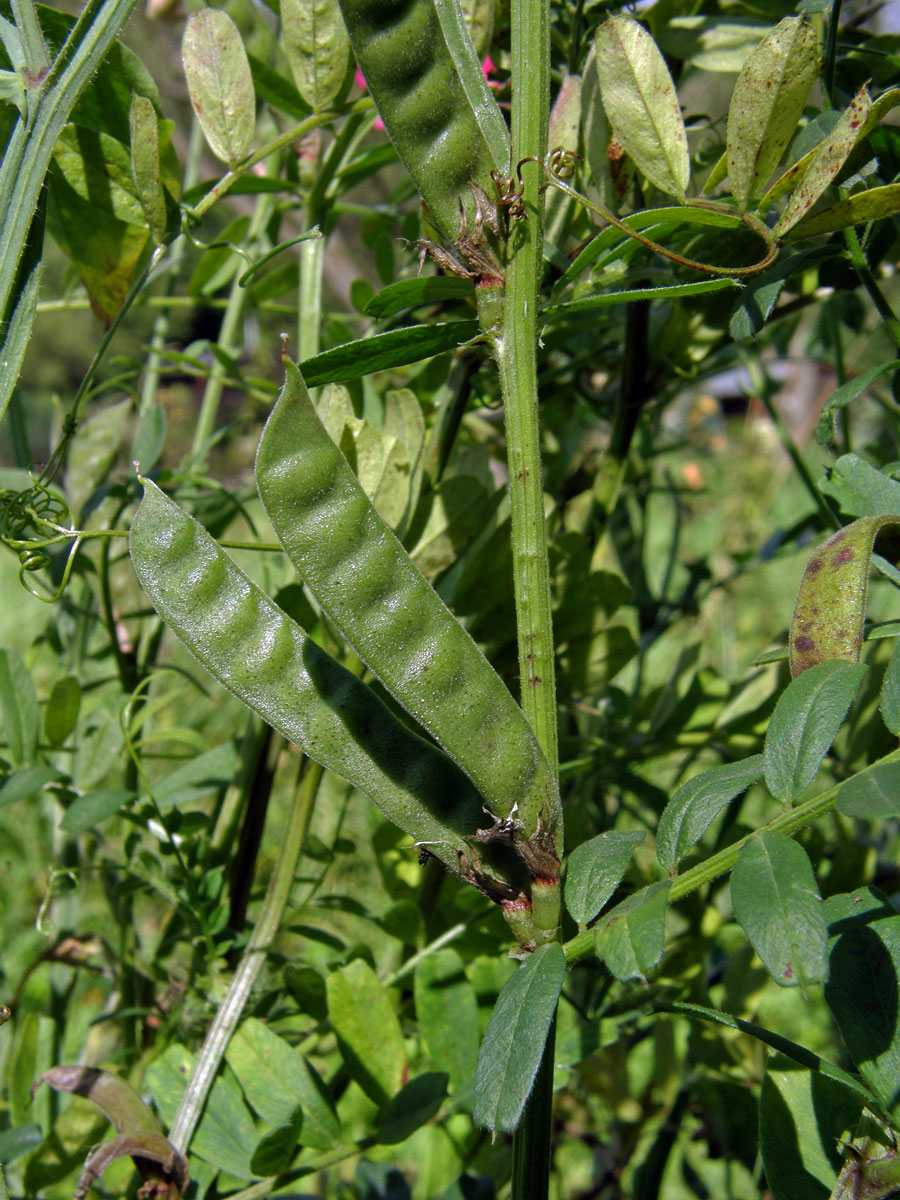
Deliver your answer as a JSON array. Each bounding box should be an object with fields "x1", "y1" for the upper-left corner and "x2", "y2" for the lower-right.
[
  {"x1": 129, "y1": 478, "x2": 486, "y2": 875},
  {"x1": 256, "y1": 360, "x2": 562, "y2": 847},
  {"x1": 337, "y1": 0, "x2": 508, "y2": 243}
]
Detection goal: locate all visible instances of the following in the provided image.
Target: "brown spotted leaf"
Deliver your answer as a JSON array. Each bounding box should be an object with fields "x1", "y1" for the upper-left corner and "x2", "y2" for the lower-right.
[
  {"x1": 790, "y1": 517, "x2": 900, "y2": 676},
  {"x1": 774, "y1": 85, "x2": 871, "y2": 238}
]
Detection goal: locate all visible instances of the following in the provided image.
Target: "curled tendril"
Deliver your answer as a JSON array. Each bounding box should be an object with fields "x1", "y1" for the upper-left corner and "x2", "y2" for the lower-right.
[
  {"x1": 492, "y1": 148, "x2": 584, "y2": 221},
  {"x1": 496, "y1": 144, "x2": 778, "y2": 278},
  {"x1": 0, "y1": 479, "x2": 83, "y2": 603}
]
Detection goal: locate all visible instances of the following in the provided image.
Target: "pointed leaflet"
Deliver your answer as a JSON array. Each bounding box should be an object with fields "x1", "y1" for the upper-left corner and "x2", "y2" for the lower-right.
[
  {"x1": 824, "y1": 888, "x2": 900, "y2": 1121},
  {"x1": 182, "y1": 9, "x2": 255, "y2": 167},
  {"x1": 281, "y1": 0, "x2": 352, "y2": 113},
  {"x1": 300, "y1": 322, "x2": 481, "y2": 386},
  {"x1": 592, "y1": 16, "x2": 689, "y2": 201},
  {"x1": 129, "y1": 94, "x2": 168, "y2": 245},
  {"x1": 256, "y1": 360, "x2": 561, "y2": 844},
  {"x1": 790, "y1": 517, "x2": 900, "y2": 676},
  {"x1": 326, "y1": 959, "x2": 407, "y2": 1107},
  {"x1": 657, "y1": 755, "x2": 764, "y2": 871},
  {"x1": 128, "y1": 479, "x2": 489, "y2": 878},
  {"x1": 593, "y1": 881, "x2": 670, "y2": 982},
  {"x1": 816, "y1": 361, "x2": 900, "y2": 447},
  {"x1": 564, "y1": 830, "x2": 645, "y2": 925},
  {"x1": 787, "y1": 182, "x2": 900, "y2": 242},
  {"x1": 775, "y1": 86, "x2": 872, "y2": 238},
  {"x1": 473, "y1": 942, "x2": 566, "y2": 1133},
  {"x1": 819, "y1": 456, "x2": 900, "y2": 520},
  {"x1": 726, "y1": 17, "x2": 819, "y2": 211},
  {"x1": 764, "y1": 661, "x2": 866, "y2": 802},
  {"x1": 731, "y1": 831, "x2": 828, "y2": 989},
  {"x1": 225, "y1": 1018, "x2": 340, "y2": 1150},
  {"x1": 836, "y1": 758, "x2": 900, "y2": 819},
  {"x1": 145, "y1": 1045, "x2": 257, "y2": 1179}
]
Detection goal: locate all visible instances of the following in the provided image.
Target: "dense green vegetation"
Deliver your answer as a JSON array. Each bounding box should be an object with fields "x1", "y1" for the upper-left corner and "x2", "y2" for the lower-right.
[{"x1": 4, "y1": 0, "x2": 900, "y2": 1196}]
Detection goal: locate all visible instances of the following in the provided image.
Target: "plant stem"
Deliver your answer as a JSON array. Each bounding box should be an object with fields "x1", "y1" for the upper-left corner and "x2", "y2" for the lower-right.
[
  {"x1": 190, "y1": 191, "x2": 275, "y2": 466},
  {"x1": 497, "y1": 0, "x2": 556, "y2": 773},
  {"x1": 168, "y1": 757, "x2": 322, "y2": 1155},
  {"x1": 498, "y1": 0, "x2": 558, "y2": 1194}
]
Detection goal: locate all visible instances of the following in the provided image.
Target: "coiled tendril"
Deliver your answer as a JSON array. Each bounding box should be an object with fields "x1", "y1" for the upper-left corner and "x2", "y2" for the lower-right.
[{"x1": 0, "y1": 479, "x2": 83, "y2": 602}]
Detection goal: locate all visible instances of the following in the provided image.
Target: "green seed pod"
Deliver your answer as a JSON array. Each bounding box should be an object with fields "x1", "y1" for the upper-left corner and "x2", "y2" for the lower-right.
[
  {"x1": 129, "y1": 478, "x2": 487, "y2": 876},
  {"x1": 256, "y1": 360, "x2": 562, "y2": 845},
  {"x1": 338, "y1": 0, "x2": 508, "y2": 242}
]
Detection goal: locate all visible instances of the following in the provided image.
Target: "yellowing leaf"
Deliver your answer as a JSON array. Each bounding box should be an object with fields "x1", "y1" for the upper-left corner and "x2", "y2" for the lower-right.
[
  {"x1": 775, "y1": 85, "x2": 871, "y2": 237},
  {"x1": 593, "y1": 16, "x2": 689, "y2": 201},
  {"x1": 727, "y1": 17, "x2": 819, "y2": 211},
  {"x1": 182, "y1": 9, "x2": 255, "y2": 167}
]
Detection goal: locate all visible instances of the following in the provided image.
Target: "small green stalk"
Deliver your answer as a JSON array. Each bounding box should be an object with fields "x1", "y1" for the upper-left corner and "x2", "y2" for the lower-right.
[
  {"x1": 492, "y1": 0, "x2": 558, "y2": 1193},
  {"x1": 169, "y1": 757, "x2": 322, "y2": 1154}
]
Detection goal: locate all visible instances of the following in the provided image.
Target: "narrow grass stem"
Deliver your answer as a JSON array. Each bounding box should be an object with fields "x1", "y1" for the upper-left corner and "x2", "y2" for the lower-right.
[{"x1": 168, "y1": 757, "x2": 322, "y2": 1154}]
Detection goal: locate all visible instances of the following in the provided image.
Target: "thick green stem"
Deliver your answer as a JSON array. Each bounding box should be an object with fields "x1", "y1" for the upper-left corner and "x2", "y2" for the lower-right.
[
  {"x1": 499, "y1": 0, "x2": 557, "y2": 1194},
  {"x1": 168, "y1": 757, "x2": 322, "y2": 1154},
  {"x1": 494, "y1": 0, "x2": 556, "y2": 774}
]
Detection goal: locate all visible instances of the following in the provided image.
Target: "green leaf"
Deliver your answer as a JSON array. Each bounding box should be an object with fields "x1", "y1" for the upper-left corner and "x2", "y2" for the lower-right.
[
  {"x1": 151, "y1": 741, "x2": 241, "y2": 810},
  {"x1": 731, "y1": 831, "x2": 828, "y2": 988},
  {"x1": 327, "y1": 959, "x2": 407, "y2": 1107},
  {"x1": 824, "y1": 887, "x2": 900, "y2": 1120},
  {"x1": 726, "y1": 17, "x2": 819, "y2": 210},
  {"x1": 542, "y1": 278, "x2": 740, "y2": 321},
  {"x1": 775, "y1": 86, "x2": 872, "y2": 238},
  {"x1": 0, "y1": 0, "x2": 141, "y2": 414},
  {"x1": 835, "y1": 759, "x2": 900, "y2": 819},
  {"x1": 818, "y1": 455, "x2": 900, "y2": 519},
  {"x1": 563, "y1": 830, "x2": 645, "y2": 924},
  {"x1": 729, "y1": 246, "x2": 832, "y2": 341},
  {"x1": 364, "y1": 277, "x2": 476, "y2": 319},
  {"x1": 129, "y1": 94, "x2": 168, "y2": 244},
  {"x1": 250, "y1": 1111, "x2": 302, "y2": 1176},
  {"x1": 376, "y1": 1073, "x2": 448, "y2": 1144},
  {"x1": 410, "y1": 477, "x2": 493, "y2": 578},
  {"x1": 145, "y1": 1045, "x2": 258, "y2": 1180},
  {"x1": 592, "y1": 16, "x2": 690, "y2": 201},
  {"x1": 44, "y1": 675, "x2": 81, "y2": 747},
  {"x1": 71, "y1": 692, "x2": 126, "y2": 791},
  {"x1": 816, "y1": 360, "x2": 900, "y2": 446},
  {"x1": 763, "y1": 661, "x2": 866, "y2": 801},
  {"x1": 593, "y1": 881, "x2": 670, "y2": 982},
  {"x1": 60, "y1": 789, "x2": 135, "y2": 832},
  {"x1": 0, "y1": 766, "x2": 63, "y2": 807},
  {"x1": 431, "y1": 0, "x2": 509, "y2": 170},
  {"x1": 472, "y1": 942, "x2": 566, "y2": 1133},
  {"x1": 53, "y1": 125, "x2": 146, "y2": 227},
  {"x1": 300, "y1": 322, "x2": 481, "y2": 386},
  {"x1": 46, "y1": 167, "x2": 149, "y2": 324},
  {"x1": 182, "y1": 8, "x2": 255, "y2": 167},
  {"x1": 656, "y1": 754, "x2": 764, "y2": 871},
  {"x1": 414, "y1": 950, "x2": 480, "y2": 1096},
  {"x1": 656, "y1": 16, "x2": 771, "y2": 73},
  {"x1": 0, "y1": 647, "x2": 38, "y2": 766},
  {"x1": 760, "y1": 1055, "x2": 864, "y2": 1200},
  {"x1": 790, "y1": 517, "x2": 900, "y2": 676},
  {"x1": 881, "y1": 640, "x2": 900, "y2": 735},
  {"x1": 281, "y1": 0, "x2": 352, "y2": 113},
  {"x1": 787, "y1": 181, "x2": 900, "y2": 242},
  {"x1": 225, "y1": 1018, "x2": 340, "y2": 1150}
]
